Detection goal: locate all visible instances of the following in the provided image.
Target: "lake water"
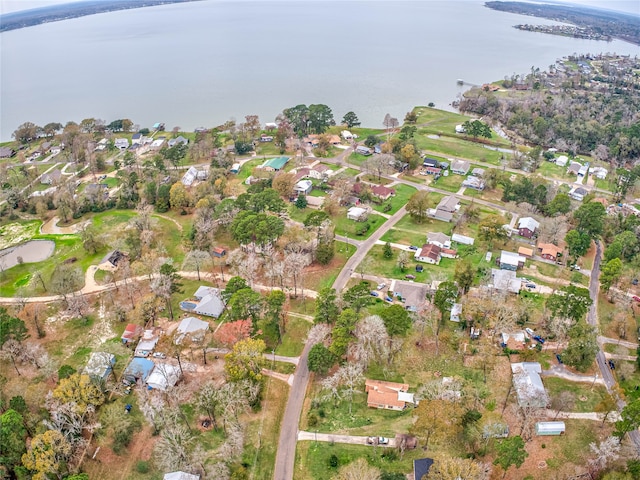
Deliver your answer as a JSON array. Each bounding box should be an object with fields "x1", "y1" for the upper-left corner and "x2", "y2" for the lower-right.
[{"x1": 1, "y1": 0, "x2": 638, "y2": 140}]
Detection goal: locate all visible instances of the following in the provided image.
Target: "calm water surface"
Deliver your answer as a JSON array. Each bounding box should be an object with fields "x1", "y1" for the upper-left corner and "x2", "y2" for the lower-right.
[{"x1": 1, "y1": 0, "x2": 638, "y2": 139}]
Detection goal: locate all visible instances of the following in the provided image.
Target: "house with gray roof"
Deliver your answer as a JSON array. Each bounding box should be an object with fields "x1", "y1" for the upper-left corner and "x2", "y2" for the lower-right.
[
  {"x1": 181, "y1": 286, "x2": 225, "y2": 318},
  {"x1": 426, "y1": 232, "x2": 451, "y2": 249},
  {"x1": 451, "y1": 159, "x2": 470, "y2": 175},
  {"x1": 175, "y1": 317, "x2": 210, "y2": 344},
  {"x1": 41, "y1": 169, "x2": 62, "y2": 185},
  {"x1": 510, "y1": 362, "x2": 549, "y2": 408}
]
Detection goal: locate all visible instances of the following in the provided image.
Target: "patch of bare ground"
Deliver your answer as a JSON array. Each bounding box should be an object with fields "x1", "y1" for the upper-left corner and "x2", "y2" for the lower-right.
[{"x1": 83, "y1": 425, "x2": 157, "y2": 480}]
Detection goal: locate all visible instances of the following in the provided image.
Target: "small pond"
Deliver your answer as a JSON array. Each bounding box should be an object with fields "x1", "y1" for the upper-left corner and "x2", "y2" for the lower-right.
[{"x1": 0, "y1": 240, "x2": 55, "y2": 270}]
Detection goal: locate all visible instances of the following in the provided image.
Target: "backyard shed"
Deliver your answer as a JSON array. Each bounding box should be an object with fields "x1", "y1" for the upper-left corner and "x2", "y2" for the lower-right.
[
  {"x1": 122, "y1": 358, "x2": 155, "y2": 385},
  {"x1": 535, "y1": 421, "x2": 565, "y2": 436},
  {"x1": 147, "y1": 363, "x2": 182, "y2": 391},
  {"x1": 84, "y1": 352, "x2": 115, "y2": 380}
]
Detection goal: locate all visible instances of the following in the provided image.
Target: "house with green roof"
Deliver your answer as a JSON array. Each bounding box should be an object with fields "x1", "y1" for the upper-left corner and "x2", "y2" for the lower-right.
[{"x1": 261, "y1": 156, "x2": 290, "y2": 171}]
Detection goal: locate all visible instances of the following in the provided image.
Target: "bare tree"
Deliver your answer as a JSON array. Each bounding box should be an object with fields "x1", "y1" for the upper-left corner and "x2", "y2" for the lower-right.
[
  {"x1": 183, "y1": 250, "x2": 212, "y2": 281},
  {"x1": 587, "y1": 436, "x2": 620, "y2": 476},
  {"x1": 349, "y1": 315, "x2": 389, "y2": 367},
  {"x1": 284, "y1": 252, "x2": 310, "y2": 297}
]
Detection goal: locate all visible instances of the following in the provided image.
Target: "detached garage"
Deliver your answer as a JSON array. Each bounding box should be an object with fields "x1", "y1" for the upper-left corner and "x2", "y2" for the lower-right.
[{"x1": 535, "y1": 421, "x2": 565, "y2": 436}]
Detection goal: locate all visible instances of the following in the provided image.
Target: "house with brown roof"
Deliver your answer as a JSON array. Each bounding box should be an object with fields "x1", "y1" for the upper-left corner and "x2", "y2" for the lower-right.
[
  {"x1": 537, "y1": 243, "x2": 563, "y2": 261},
  {"x1": 371, "y1": 185, "x2": 395, "y2": 201},
  {"x1": 294, "y1": 167, "x2": 311, "y2": 181},
  {"x1": 518, "y1": 246, "x2": 534, "y2": 258},
  {"x1": 414, "y1": 244, "x2": 441, "y2": 265},
  {"x1": 365, "y1": 379, "x2": 414, "y2": 410}
]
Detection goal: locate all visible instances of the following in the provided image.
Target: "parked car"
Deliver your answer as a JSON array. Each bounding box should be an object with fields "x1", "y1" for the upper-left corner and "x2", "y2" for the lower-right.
[
  {"x1": 570, "y1": 264, "x2": 581, "y2": 271},
  {"x1": 152, "y1": 352, "x2": 166, "y2": 359},
  {"x1": 385, "y1": 296, "x2": 393, "y2": 302},
  {"x1": 370, "y1": 291, "x2": 379, "y2": 297},
  {"x1": 533, "y1": 335, "x2": 545, "y2": 344},
  {"x1": 405, "y1": 274, "x2": 416, "y2": 280},
  {"x1": 377, "y1": 283, "x2": 386, "y2": 290},
  {"x1": 366, "y1": 437, "x2": 378, "y2": 445},
  {"x1": 525, "y1": 283, "x2": 536, "y2": 289},
  {"x1": 378, "y1": 437, "x2": 389, "y2": 445},
  {"x1": 525, "y1": 328, "x2": 535, "y2": 337},
  {"x1": 608, "y1": 360, "x2": 616, "y2": 370},
  {"x1": 632, "y1": 278, "x2": 638, "y2": 286},
  {"x1": 555, "y1": 354, "x2": 563, "y2": 364},
  {"x1": 408, "y1": 246, "x2": 418, "y2": 251},
  {"x1": 632, "y1": 295, "x2": 640, "y2": 303}
]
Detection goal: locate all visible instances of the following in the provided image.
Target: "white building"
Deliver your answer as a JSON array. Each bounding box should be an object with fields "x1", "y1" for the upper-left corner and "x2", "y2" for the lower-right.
[{"x1": 347, "y1": 206, "x2": 367, "y2": 221}]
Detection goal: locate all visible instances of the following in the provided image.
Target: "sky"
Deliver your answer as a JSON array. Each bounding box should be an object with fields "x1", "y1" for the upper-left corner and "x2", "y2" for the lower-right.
[{"x1": 1, "y1": 0, "x2": 639, "y2": 16}]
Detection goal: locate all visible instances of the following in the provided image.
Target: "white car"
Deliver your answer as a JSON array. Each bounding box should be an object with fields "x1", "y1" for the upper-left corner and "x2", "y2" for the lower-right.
[{"x1": 525, "y1": 328, "x2": 535, "y2": 337}]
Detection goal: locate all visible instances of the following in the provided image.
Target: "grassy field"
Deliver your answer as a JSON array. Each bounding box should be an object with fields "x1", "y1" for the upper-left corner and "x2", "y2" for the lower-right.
[
  {"x1": 277, "y1": 317, "x2": 312, "y2": 357},
  {"x1": 304, "y1": 241, "x2": 357, "y2": 292},
  {"x1": 371, "y1": 184, "x2": 416, "y2": 215},
  {"x1": 413, "y1": 135, "x2": 504, "y2": 165},
  {"x1": 332, "y1": 211, "x2": 387, "y2": 240},
  {"x1": 543, "y1": 377, "x2": 610, "y2": 412},
  {"x1": 393, "y1": 211, "x2": 452, "y2": 236},
  {"x1": 347, "y1": 153, "x2": 371, "y2": 166},
  {"x1": 379, "y1": 229, "x2": 426, "y2": 247},
  {"x1": 429, "y1": 172, "x2": 464, "y2": 192}
]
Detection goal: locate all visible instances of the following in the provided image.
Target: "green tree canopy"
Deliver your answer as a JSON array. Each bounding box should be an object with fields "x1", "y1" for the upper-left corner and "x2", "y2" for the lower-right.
[
  {"x1": 380, "y1": 304, "x2": 412, "y2": 336},
  {"x1": 454, "y1": 260, "x2": 475, "y2": 294},
  {"x1": 343, "y1": 282, "x2": 371, "y2": 313},
  {"x1": 573, "y1": 201, "x2": 606, "y2": 237},
  {"x1": 406, "y1": 191, "x2": 432, "y2": 223},
  {"x1": 462, "y1": 120, "x2": 492, "y2": 139},
  {"x1": 0, "y1": 308, "x2": 28, "y2": 346},
  {"x1": 604, "y1": 231, "x2": 639, "y2": 262},
  {"x1": 315, "y1": 287, "x2": 340, "y2": 324},
  {"x1": 493, "y1": 436, "x2": 528, "y2": 477},
  {"x1": 614, "y1": 398, "x2": 640, "y2": 440},
  {"x1": 600, "y1": 258, "x2": 623, "y2": 292},
  {"x1": 231, "y1": 211, "x2": 285, "y2": 248},
  {"x1": 0, "y1": 409, "x2": 27, "y2": 476},
  {"x1": 434, "y1": 282, "x2": 459, "y2": 319},
  {"x1": 329, "y1": 309, "x2": 358, "y2": 358},
  {"x1": 563, "y1": 322, "x2": 598, "y2": 372},
  {"x1": 342, "y1": 111, "x2": 361, "y2": 128},
  {"x1": 565, "y1": 229, "x2": 592, "y2": 259},
  {"x1": 307, "y1": 344, "x2": 336, "y2": 375},
  {"x1": 224, "y1": 338, "x2": 266, "y2": 382},
  {"x1": 546, "y1": 285, "x2": 592, "y2": 324}
]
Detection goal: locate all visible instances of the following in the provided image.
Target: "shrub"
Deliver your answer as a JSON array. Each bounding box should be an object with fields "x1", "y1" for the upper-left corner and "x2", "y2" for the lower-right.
[
  {"x1": 307, "y1": 413, "x2": 318, "y2": 427},
  {"x1": 328, "y1": 454, "x2": 339, "y2": 468},
  {"x1": 136, "y1": 461, "x2": 150, "y2": 474}
]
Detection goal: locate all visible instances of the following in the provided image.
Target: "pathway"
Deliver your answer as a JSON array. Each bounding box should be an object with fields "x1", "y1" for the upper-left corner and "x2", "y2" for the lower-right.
[
  {"x1": 544, "y1": 411, "x2": 620, "y2": 422},
  {"x1": 40, "y1": 216, "x2": 87, "y2": 235},
  {"x1": 261, "y1": 369, "x2": 294, "y2": 386},
  {"x1": 297, "y1": 431, "x2": 396, "y2": 447},
  {"x1": 598, "y1": 336, "x2": 638, "y2": 350},
  {"x1": 541, "y1": 364, "x2": 605, "y2": 386}
]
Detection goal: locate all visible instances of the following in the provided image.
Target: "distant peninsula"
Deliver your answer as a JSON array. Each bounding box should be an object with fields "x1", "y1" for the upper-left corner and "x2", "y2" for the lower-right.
[
  {"x1": 0, "y1": 0, "x2": 202, "y2": 33},
  {"x1": 485, "y1": 1, "x2": 640, "y2": 46}
]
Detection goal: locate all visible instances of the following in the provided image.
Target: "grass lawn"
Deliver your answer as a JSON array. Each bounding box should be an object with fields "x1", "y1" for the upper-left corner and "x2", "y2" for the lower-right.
[
  {"x1": 544, "y1": 420, "x2": 603, "y2": 472},
  {"x1": 255, "y1": 142, "x2": 283, "y2": 156},
  {"x1": 543, "y1": 377, "x2": 609, "y2": 412},
  {"x1": 242, "y1": 377, "x2": 289, "y2": 480},
  {"x1": 308, "y1": 188, "x2": 326, "y2": 198},
  {"x1": 616, "y1": 360, "x2": 640, "y2": 400},
  {"x1": 104, "y1": 177, "x2": 120, "y2": 188},
  {"x1": 304, "y1": 241, "x2": 357, "y2": 292},
  {"x1": 429, "y1": 172, "x2": 464, "y2": 192},
  {"x1": 413, "y1": 135, "x2": 504, "y2": 165},
  {"x1": 346, "y1": 153, "x2": 370, "y2": 166},
  {"x1": 371, "y1": 184, "x2": 416, "y2": 215},
  {"x1": 295, "y1": 441, "x2": 423, "y2": 480},
  {"x1": 379, "y1": 229, "x2": 425, "y2": 247},
  {"x1": 238, "y1": 158, "x2": 264, "y2": 180},
  {"x1": 341, "y1": 168, "x2": 360, "y2": 177},
  {"x1": 287, "y1": 297, "x2": 317, "y2": 317},
  {"x1": 393, "y1": 211, "x2": 451, "y2": 236},
  {"x1": 332, "y1": 211, "x2": 386, "y2": 240},
  {"x1": 361, "y1": 174, "x2": 393, "y2": 185},
  {"x1": 277, "y1": 316, "x2": 312, "y2": 357}
]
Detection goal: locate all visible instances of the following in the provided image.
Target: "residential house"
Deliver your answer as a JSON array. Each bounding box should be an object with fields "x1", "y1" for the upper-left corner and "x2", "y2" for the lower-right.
[
  {"x1": 451, "y1": 233, "x2": 475, "y2": 245},
  {"x1": 146, "y1": 363, "x2": 181, "y2": 391},
  {"x1": 518, "y1": 246, "x2": 534, "y2": 258},
  {"x1": 168, "y1": 136, "x2": 189, "y2": 148},
  {"x1": 121, "y1": 324, "x2": 143, "y2": 344},
  {"x1": 230, "y1": 163, "x2": 241, "y2": 174},
  {"x1": 578, "y1": 164, "x2": 589, "y2": 178},
  {"x1": 441, "y1": 248, "x2": 458, "y2": 259},
  {"x1": 114, "y1": 138, "x2": 129, "y2": 150},
  {"x1": 212, "y1": 247, "x2": 227, "y2": 258},
  {"x1": 84, "y1": 352, "x2": 115, "y2": 380},
  {"x1": 181, "y1": 166, "x2": 207, "y2": 186},
  {"x1": 328, "y1": 135, "x2": 341, "y2": 145},
  {"x1": 150, "y1": 138, "x2": 165, "y2": 150},
  {"x1": 422, "y1": 157, "x2": 439, "y2": 168},
  {"x1": 293, "y1": 167, "x2": 310, "y2": 181},
  {"x1": 341, "y1": 130, "x2": 353, "y2": 140},
  {"x1": 426, "y1": 232, "x2": 451, "y2": 249},
  {"x1": 450, "y1": 303, "x2": 462, "y2": 322},
  {"x1": 122, "y1": 357, "x2": 155, "y2": 385},
  {"x1": 261, "y1": 156, "x2": 290, "y2": 171},
  {"x1": 462, "y1": 176, "x2": 485, "y2": 191},
  {"x1": 260, "y1": 135, "x2": 273, "y2": 142},
  {"x1": 347, "y1": 206, "x2": 368, "y2": 221},
  {"x1": 40, "y1": 141, "x2": 52, "y2": 153},
  {"x1": 391, "y1": 280, "x2": 428, "y2": 312},
  {"x1": 511, "y1": 362, "x2": 549, "y2": 408},
  {"x1": 181, "y1": 286, "x2": 225, "y2": 318},
  {"x1": 538, "y1": 243, "x2": 563, "y2": 261},
  {"x1": 371, "y1": 185, "x2": 395, "y2": 202},
  {"x1": 471, "y1": 167, "x2": 485, "y2": 177},
  {"x1": 535, "y1": 422, "x2": 565, "y2": 436},
  {"x1": 500, "y1": 332, "x2": 527, "y2": 350},
  {"x1": 555, "y1": 155, "x2": 569, "y2": 166},
  {"x1": 436, "y1": 195, "x2": 459, "y2": 214},
  {"x1": 491, "y1": 268, "x2": 521, "y2": 293},
  {"x1": 50, "y1": 145, "x2": 63, "y2": 155},
  {"x1": 311, "y1": 164, "x2": 331, "y2": 179},
  {"x1": 451, "y1": 159, "x2": 470, "y2": 175},
  {"x1": 0, "y1": 146, "x2": 16, "y2": 158},
  {"x1": 498, "y1": 251, "x2": 526, "y2": 271},
  {"x1": 303, "y1": 135, "x2": 319, "y2": 147},
  {"x1": 590, "y1": 166, "x2": 608, "y2": 179},
  {"x1": 164, "y1": 473, "x2": 200, "y2": 480},
  {"x1": 365, "y1": 379, "x2": 414, "y2": 410},
  {"x1": 175, "y1": 317, "x2": 210, "y2": 344},
  {"x1": 569, "y1": 186, "x2": 588, "y2": 201},
  {"x1": 567, "y1": 162, "x2": 582, "y2": 176},
  {"x1": 131, "y1": 133, "x2": 144, "y2": 145},
  {"x1": 421, "y1": 166, "x2": 442, "y2": 177},
  {"x1": 294, "y1": 180, "x2": 313, "y2": 196},
  {"x1": 135, "y1": 329, "x2": 161, "y2": 357},
  {"x1": 517, "y1": 217, "x2": 540, "y2": 238},
  {"x1": 414, "y1": 244, "x2": 441, "y2": 265},
  {"x1": 95, "y1": 139, "x2": 108, "y2": 151},
  {"x1": 41, "y1": 169, "x2": 62, "y2": 185},
  {"x1": 355, "y1": 145, "x2": 372, "y2": 156},
  {"x1": 84, "y1": 183, "x2": 109, "y2": 201}
]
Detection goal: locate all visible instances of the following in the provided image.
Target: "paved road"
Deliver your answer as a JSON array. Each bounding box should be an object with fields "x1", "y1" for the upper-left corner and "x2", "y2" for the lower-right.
[
  {"x1": 587, "y1": 241, "x2": 640, "y2": 453},
  {"x1": 297, "y1": 431, "x2": 396, "y2": 447},
  {"x1": 273, "y1": 341, "x2": 313, "y2": 480}
]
